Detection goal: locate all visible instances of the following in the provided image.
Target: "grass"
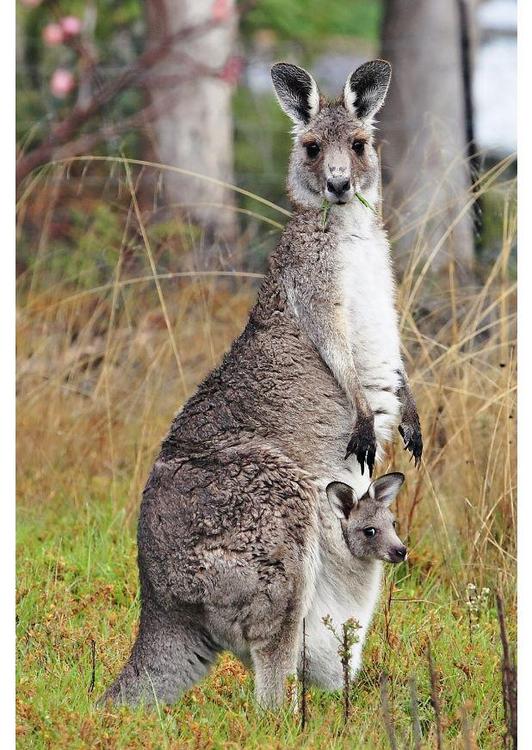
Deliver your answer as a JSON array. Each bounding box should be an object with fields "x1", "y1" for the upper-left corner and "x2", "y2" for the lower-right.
[{"x1": 16, "y1": 157, "x2": 516, "y2": 749}]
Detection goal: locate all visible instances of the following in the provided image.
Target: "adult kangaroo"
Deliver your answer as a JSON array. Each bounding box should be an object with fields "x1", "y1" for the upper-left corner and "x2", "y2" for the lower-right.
[{"x1": 102, "y1": 60, "x2": 422, "y2": 708}]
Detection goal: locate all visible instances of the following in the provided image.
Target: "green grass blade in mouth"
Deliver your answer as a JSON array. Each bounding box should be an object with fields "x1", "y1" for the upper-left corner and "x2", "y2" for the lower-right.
[
  {"x1": 321, "y1": 199, "x2": 331, "y2": 229},
  {"x1": 354, "y1": 191, "x2": 376, "y2": 213}
]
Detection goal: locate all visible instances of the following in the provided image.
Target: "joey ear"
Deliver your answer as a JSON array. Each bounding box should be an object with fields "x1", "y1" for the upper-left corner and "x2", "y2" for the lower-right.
[
  {"x1": 271, "y1": 62, "x2": 321, "y2": 127},
  {"x1": 326, "y1": 481, "x2": 357, "y2": 520},
  {"x1": 343, "y1": 59, "x2": 392, "y2": 122},
  {"x1": 368, "y1": 473, "x2": 405, "y2": 507}
]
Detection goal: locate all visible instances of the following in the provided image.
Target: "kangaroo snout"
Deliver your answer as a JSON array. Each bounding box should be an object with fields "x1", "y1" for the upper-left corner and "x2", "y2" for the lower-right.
[
  {"x1": 389, "y1": 544, "x2": 408, "y2": 563},
  {"x1": 325, "y1": 177, "x2": 353, "y2": 203}
]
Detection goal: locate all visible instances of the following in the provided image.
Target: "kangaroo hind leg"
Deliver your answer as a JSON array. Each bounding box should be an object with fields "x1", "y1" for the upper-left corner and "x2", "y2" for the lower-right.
[{"x1": 250, "y1": 609, "x2": 302, "y2": 711}]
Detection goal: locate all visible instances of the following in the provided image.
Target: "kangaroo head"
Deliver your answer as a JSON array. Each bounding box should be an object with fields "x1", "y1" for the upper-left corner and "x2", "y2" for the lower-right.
[
  {"x1": 326, "y1": 473, "x2": 407, "y2": 563},
  {"x1": 271, "y1": 60, "x2": 391, "y2": 209}
]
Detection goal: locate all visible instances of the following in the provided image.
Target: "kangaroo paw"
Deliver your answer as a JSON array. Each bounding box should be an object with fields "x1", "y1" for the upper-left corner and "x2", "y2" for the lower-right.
[
  {"x1": 345, "y1": 417, "x2": 377, "y2": 476},
  {"x1": 398, "y1": 423, "x2": 423, "y2": 467}
]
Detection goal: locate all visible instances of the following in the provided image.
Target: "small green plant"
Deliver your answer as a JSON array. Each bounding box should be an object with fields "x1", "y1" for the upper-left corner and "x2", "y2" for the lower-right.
[
  {"x1": 465, "y1": 582, "x2": 490, "y2": 643},
  {"x1": 321, "y1": 199, "x2": 331, "y2": 229},
  {"x1": 322, "y1": 615, "x2": 362, "y2": 723}
]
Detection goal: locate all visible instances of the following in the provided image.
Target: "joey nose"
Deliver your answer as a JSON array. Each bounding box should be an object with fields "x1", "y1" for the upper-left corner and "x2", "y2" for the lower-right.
[
  {"x1": 326, "y1": 177, "x2": 351, "y2": 198},
  {"x1": 393, "y1": 545, "x2": 408, "y2": 562}
]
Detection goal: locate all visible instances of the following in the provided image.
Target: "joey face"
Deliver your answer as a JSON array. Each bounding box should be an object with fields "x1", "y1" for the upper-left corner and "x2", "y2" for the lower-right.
[
  {"x1": 326, "y1": 473, "x2": 407, "y2": 564},
  {"x1": 271, "y1": 60, "x2": 392, "y2": 208}
]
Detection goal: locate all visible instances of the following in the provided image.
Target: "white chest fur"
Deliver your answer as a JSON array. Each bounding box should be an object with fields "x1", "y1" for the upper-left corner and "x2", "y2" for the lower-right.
[
  {"x1": 336, "y1": 205, "x2": 402, "y2": 440},
  {"x1": 303, "y1": 522, "x2": 383, "y2": 689}
]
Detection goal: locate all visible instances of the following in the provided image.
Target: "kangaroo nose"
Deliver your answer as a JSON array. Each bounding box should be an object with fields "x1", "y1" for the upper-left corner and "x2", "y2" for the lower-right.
[
  {"x1": 394, "y1": 546, "x2": 408, "y2": 562},
  {"x1": 326, "y1": 177, "x2": 351, "y2": 198}
]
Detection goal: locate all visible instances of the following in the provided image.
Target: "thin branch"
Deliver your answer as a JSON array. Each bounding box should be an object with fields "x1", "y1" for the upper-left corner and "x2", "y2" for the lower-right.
[
  {"x1": 461, "y1": 704, "x2": 473, "y2": 750},
  {"x1": 496, "y1": 592, "x2": 517, "y2": 750},
  {"x1": 341, "y1": 622, "x2": 351, "y2": 724},
  {"x1": 409, "y1": 676, "x2": 422, "y2": 750},
  {"x1": 380, "y1": 672, "x2": 397, "y2": 750},
  {"x1": 88, "y1": 639, "x2": 96, "y2": 694},
  {"x1": 428, "y1": 645, "x2": 443, "y2": 750},
  {"x1": 16, "y1": 12, "x2": 232, "y2": 186}
]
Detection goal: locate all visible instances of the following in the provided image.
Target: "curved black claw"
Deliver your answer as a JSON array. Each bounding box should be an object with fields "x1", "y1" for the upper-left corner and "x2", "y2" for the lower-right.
[
  {"x1": 345, "y1": 418, "x2": 377, "y2": 476},
  {"x1": 398, "y1": 423, "x2": 423, "y2": 468}
]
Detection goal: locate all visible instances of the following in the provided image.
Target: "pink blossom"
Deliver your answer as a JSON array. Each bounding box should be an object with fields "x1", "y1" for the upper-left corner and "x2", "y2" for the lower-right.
[
  {"x1": 60, "y1": 16, "x2": 82, "y2": 37},
  {"x1": 219, "y1": 56, "x2": 243, "y2": 86},
  {"x1": 212, "y1": 0, "x2": 232, "y2": 22},
  {"x1": 42, "y1": 23, "x2": 64, "y2": 46},
  {"x1": 20, "y1": 0, "x2": 43, "y2": 8},
  {"x1": 50, "y1": 68, "x2": 76, "y2": 98}
]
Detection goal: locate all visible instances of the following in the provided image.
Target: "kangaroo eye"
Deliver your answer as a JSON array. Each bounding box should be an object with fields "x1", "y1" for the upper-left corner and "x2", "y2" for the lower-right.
[
  {"x1": 363, "y1": 527, "x2": 376, "y2": 538},
  {"x1": 305, "y1": 142, "x2": 320, "y2": 159},
  {"x1": 352, "y1": 140, "x2": 365, "y2": 155}
]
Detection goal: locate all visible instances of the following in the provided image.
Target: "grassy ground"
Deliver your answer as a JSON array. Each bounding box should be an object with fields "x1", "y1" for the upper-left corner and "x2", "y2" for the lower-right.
[{"x1": 16, "y1": 159, "x2": 516, "y2": 748}]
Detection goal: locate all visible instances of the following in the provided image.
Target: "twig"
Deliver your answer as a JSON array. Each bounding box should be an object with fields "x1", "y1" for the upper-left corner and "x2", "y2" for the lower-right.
[
  {"x1": 300, "y1": 617, "x2": 308, "y2": 731},
  {"x1": 467, "y1": 585, "x2": 474, "y2": 646},
  {"x1": 496, "y1": 592, "x2": 517, "y2": 750},
  {"x1": 428, "y1": 645, "x2": 443, "y2": 750},
  {"x1": 35, "y1": 77, "x2": 200, "y2": 165},
  {"x1": 384, "y1": 578, "x2": 394, "y2": 650},
  {"x1": 380, "y1": 672, "x2": 397, "y2": 750},
  {"x1": 88, "y1": 639, "x2": 96, "y2": 694},
  {"x1": 341, "y1": 622, "x2": 350, "y2": 724},
  {"x1": 461, "y1": 704, "x2": 473, "y2": 750},
  {"x1": 409, "y1": 676, "x2": 422, "y2": 750}
]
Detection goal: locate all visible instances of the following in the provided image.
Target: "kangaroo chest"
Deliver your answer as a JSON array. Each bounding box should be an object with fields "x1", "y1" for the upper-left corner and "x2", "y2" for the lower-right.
[
  {"x1": 336, "y1": 214, "x2": 402, "y2": 441},
  {"x1": 338, "y1": 228, "x2": 401, "y2": 373}
]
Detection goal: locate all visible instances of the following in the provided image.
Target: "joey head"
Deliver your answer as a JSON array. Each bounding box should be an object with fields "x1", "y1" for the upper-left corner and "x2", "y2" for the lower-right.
[{"x1": 326, "y1": 472, "x2": 407, "y2": 563}]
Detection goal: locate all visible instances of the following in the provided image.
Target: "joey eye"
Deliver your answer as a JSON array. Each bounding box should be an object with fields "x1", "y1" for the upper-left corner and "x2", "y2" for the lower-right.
[
  {"x1": 352, "y1": 140, "x2": 365, "y2": 155},
  {"x1": 305, "y1": 142, "x2": 320, "y2": 159},
  {"x1": 363, "y1": 527, "x2": 376, "y2": 538}
]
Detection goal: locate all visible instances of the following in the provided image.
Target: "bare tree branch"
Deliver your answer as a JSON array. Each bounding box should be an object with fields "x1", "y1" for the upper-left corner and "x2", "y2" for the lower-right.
[{"x1": 16, "y1": 12, "x2": 234, "y2": 187}]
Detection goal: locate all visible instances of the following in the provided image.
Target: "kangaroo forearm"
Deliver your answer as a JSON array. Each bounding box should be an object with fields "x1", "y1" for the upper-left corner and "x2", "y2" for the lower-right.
[
  {"x1": 396, "y1": 369, "x2": 420, "y2": 426},
  {"x1": 285, "y1": 278, "x2": 372, "y2": 419},
  {"x1": 300, "y1": 318, "x2": 371, "y2": 419},
  {"x1": 335, "y1": 362, "x2": 373, "y2": 419}
]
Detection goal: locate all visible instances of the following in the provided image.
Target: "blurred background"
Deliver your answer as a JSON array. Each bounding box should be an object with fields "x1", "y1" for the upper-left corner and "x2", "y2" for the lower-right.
[
  {"x1": 17, "y1": 0, "x2": 516, "y2": 276},
  {"x1": 16, "y1": 3, "x2": 517, "y2": 746}
]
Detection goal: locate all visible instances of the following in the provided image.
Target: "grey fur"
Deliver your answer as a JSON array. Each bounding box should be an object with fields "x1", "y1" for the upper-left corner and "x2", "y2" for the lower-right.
[{"x1": 101, "y1": 60, "x2": 422, "y2": 710}]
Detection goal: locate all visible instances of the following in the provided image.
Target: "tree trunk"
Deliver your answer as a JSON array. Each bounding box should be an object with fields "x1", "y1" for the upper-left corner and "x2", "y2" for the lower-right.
[
  {"x1": 380, "y1": 0, "x2": 475, "y2": 284},
  {"x1": 146, "y1": 0, "x2": 238, "y2": 254}
]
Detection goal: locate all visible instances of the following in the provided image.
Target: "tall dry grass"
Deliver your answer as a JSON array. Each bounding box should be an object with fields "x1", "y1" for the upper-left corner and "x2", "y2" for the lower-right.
[{"x1": 16, "y1": 155, "x2": 516, "y2": 603}]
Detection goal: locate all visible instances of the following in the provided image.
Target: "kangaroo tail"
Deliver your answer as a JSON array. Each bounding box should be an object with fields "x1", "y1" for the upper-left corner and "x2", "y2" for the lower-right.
[{"x1": 99, "y1": 604, "x2": 219, "y2": 707}]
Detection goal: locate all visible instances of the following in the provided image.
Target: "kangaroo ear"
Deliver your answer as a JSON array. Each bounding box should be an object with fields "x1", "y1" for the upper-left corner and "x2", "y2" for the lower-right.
[
  {"x1": 343, "y1": 59, "x2": 392, "y2": 122},
  {"x1": 326, "y1": 481, "x2": 357, "y2": 520},
  {"x1": 368, "y1": 473, "x2": 405, "y2": 507},
  {"x1": 271, "y1": 62, "x2": 321, "y2": 127}
]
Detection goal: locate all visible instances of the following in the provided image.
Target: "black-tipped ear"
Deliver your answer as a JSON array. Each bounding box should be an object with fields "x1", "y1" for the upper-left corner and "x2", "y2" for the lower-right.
[
  {"x1": 368, "y1": 473, "x2": 405, "y2": 507},
  {"x1": 271, "y1": 62, "x2": 320, "y2": 127},
  {"x1": 326, "y1": 481, "x2": 357, "y2": 520},
  {"x1": 343, "y1": 59, "x2": 392, "y2": 122}
]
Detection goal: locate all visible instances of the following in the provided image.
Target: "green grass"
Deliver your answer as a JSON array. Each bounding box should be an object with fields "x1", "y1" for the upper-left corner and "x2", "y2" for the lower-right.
[{"x1": 17, "y1": 490, "x2": 512, "y2": 749}]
